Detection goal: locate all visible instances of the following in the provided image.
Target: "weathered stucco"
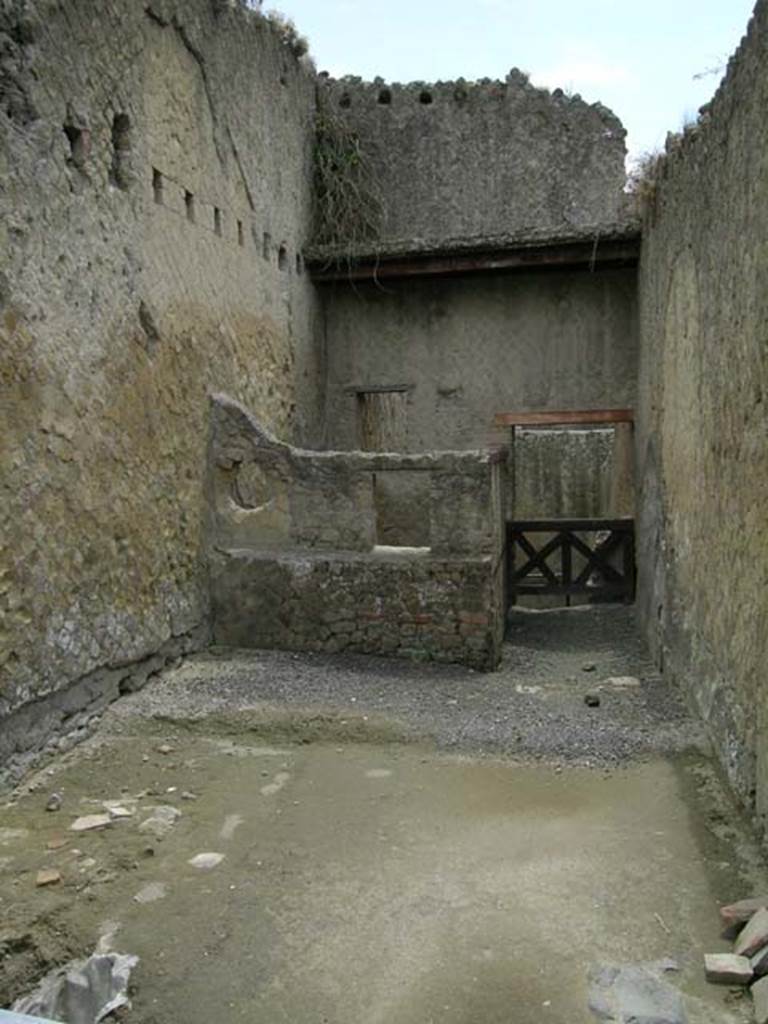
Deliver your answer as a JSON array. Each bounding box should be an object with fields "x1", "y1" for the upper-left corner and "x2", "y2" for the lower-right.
[
  {"x1": 320, "y1": 268, "x2": 638, "y2": 516},
  {"x1": 322, "y1": 270, "x2": 637, "y2": 451},
  {"x1": 635, "y1": 0, "x2": 768, "y2": 814},
  {"x1": 315, "y1": 72, "x2": 632, "y2": 253},
  {"x1": 0, "y1": 0, "x2": 321, "y2": 768}
]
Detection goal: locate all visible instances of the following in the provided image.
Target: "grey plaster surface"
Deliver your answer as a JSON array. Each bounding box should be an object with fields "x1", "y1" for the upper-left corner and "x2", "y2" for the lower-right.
[
  {"x1": 321, "y1": 269, "x2": 638, "y2": 454},
  {"x1": 635, "y1": 0, "x2": 768, "y2": 814}
]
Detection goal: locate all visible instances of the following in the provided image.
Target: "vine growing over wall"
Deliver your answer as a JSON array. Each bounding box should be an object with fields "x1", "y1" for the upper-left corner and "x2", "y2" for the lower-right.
[{"x1": 313, "y1": 94, "x2": 383, "y2": 254}]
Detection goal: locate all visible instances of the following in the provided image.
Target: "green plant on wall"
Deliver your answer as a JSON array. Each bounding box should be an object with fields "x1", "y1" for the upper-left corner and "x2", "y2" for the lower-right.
[
  {"x1": 627, "y1": 150, "x2": 665, "y2": 220},
  {"x1": 313, "y1": 94, "x2": 383, "y2": 255}
]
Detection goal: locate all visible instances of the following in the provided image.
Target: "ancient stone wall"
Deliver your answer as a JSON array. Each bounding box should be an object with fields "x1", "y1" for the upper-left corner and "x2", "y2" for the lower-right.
[
  {"x1": 315, "y1": 72, "x2": 631, "y2": 253},
  {"x1": 0, "y1": 0, "x2": 321, "y2": 773},
  {"x1": 209, "y1": 396, "x2": 506, "y2": 671},
  {"x1": 635, "y1": 0, "x2": 768, "y2": 814}
]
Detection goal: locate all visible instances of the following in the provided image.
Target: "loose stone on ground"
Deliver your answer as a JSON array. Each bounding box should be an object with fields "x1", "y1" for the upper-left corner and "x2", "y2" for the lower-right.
[
  {"x1": 70, "y1": 813, "x2": 112, "y2": 832},
  {"x1": 753, "y1": 977, "x2": 768, "y2": 1024},
  {"x1": 138, "y1": 806, "x2": 181, "y2": 840},
  {"x1": 35, "y1": 869, "x2": 62, "y2": 888},
  {"x1": 134, "y1": 882, "x2": 168, "y2": 904},
  {"x1": 720, "y1": 898, "x2": 768, "y2": 936},
  {"x1": 188, "y1": 852, "x2": 225, "y2": 870},
  {"x1": 703, "y1": 953, "x2": 752, "y2": 985},
  {"x1": 734, "y1": 908, "x2": 768, "y2": 958},
  {"x1": 588, "y1": 963, "x2": 686, "y2": 1024}
]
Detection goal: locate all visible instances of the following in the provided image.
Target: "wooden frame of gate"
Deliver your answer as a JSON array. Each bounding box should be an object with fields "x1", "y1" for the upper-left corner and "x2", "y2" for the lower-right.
[
  {"x1": 507, "y1": 518, "x2": 635, "y2": 605},
  {"x1": 493, "y1": 409, "x2": 636, "y2": 608}
]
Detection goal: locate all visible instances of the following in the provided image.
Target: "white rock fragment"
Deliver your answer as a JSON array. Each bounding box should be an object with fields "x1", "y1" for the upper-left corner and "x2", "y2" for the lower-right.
[
  {"x1": 107, "y1": 806, "x2": 133, "y2": 820},
  {"x1": 70, "y1": 814, "x2": 112, "y2": 833},
  {"x1": 138, "y1": 806, "x2": 181, "y2": 840},
  {"x1": 603, "y1": 676, "x2": 642, "y2": 689},
  {"x1": 188, "y1": 852, "x2": 225, "y2": 870},
  {"x1": 260, "y1": 772, "x2": 290, "y2": 797},
  {"x1": 134, "y1": 882, "x2": 168, "y2": 904},
  {"x1": 703, "y1": 953, "x2": 753, "y2": 985},
  {"x1": 96, "y1": 921, "x2": 121, "y2": 954},
  {"x1": 220, "y1": 814, "x2": 244, "y2": 841}
]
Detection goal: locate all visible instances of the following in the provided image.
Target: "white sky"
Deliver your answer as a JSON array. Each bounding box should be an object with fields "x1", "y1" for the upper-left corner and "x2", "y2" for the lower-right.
[{"x1": 270, "y1": 0, "x2": 756, "y2": 164}]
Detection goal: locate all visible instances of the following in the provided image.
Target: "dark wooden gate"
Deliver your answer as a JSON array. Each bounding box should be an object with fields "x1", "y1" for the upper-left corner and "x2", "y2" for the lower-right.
[{"x1": 507, "y1": 518, "x2": 635, "y2": 605}]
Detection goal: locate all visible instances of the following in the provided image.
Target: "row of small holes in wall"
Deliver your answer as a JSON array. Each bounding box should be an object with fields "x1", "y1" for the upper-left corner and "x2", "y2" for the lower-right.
[
  {"x1": 151, "y1": 168, "x2": 303, "y2": 273},
  {"x1": 62, "y1": 117, "x2": 301, "y2": 274},
  {"x1": 339, "y1": 89, "x2": 435, "y2": 108}
]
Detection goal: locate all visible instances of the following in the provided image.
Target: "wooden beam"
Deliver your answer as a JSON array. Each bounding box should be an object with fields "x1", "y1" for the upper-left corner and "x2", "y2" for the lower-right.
[
  {"x1": 509, "y1": 517, "x2": 634, "y2": 532},
  {"x1": 495, "y1": 409, "x2": 634, "y2": 428},
  {"x1": 308, "y1": 238, "x2": 640, "y2": 283}
]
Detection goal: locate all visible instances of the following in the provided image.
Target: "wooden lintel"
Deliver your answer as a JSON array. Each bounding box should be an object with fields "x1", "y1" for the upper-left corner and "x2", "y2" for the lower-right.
[
  {"x1": 495, "y1": 409, "x2": 634, "y2": 428},
  {"x1": 509, "y1": 517, "x2": 634, "y2": 532},
  {"x1": 343, "y1": 383, "x2": 412, "y2": 394},
  {"x1": 308, "y1": 238, "x2": 640, "y2": 283}
]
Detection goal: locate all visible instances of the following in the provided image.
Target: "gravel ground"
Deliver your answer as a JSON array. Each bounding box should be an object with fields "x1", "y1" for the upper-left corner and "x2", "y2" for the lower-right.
[{"x1": 106, "y1": 605, "x2": 709, "y2": 768}]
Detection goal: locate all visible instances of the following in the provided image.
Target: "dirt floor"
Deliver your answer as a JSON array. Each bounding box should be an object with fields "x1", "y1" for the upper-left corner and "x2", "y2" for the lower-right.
[{"x1": 1, "y1": 607, "x2": 766, "y2": 1023}]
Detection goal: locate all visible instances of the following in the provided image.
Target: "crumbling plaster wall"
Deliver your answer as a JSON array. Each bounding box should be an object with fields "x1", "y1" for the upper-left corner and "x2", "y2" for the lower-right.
[
  {"x1": 316, "y1": 72, "x2": 630, "y2": 251},
  {"x1": 0, "y1": 0, "x2": 321, "y2": 773},
  {"x1": 635, "y1": 0, "x2": 768, "y2": 814}
]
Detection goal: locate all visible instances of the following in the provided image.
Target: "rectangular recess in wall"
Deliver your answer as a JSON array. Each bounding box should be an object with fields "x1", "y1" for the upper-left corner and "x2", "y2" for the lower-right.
[
  {"x1": 214, "y1": 207, "x2": 222, "y2": 237},
  {"x1": 344, "y1": 384, "x2": 411, "y2": 395},
  {"x1": 355, "y1": 388, "x2": 411, "y2": 452},
  {"x1": 373, "y1": 470, "x2": 432, "y2": 548},
  {"x1": 185, "y1": 190, "x2": 195, "y2": 223},
  {"x1": 152, "y1": 167, "x2": 163, "y2": 204},
  {"x1": 237, "y1": 220, "x2": 244, "y2": 247}
]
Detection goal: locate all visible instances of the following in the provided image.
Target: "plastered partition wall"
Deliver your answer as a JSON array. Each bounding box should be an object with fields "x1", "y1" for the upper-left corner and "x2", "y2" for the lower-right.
[
  {"x1": 0, "y1": 0, "x2": 321, "y2": 777},
  {"x1": 208, "y1": 395, "x2": 507, "y2": 672},
  {"x1": 320, "y1": 269, "x2": 638, "y2": 517},
  {"x1": 635, "y1": 0, "x2": 768, "y2": 816}
]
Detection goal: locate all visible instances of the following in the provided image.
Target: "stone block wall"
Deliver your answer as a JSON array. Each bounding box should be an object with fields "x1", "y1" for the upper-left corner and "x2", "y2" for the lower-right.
[
  {"x1": 315, "y1": 72, "x2": 631, "y2": 254},
  {"x1": 635, "y1": 0, "x2": 768, "y2": 814},
  {"x1": 209, "y1": 395, "x2": 506, "y2": 671},
  {"x1": 211, "y1": 552, "x2": 502, "y2": 672},
  {"x1": 0, "y1": 0, "x2": 321, "y2": 772}
]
